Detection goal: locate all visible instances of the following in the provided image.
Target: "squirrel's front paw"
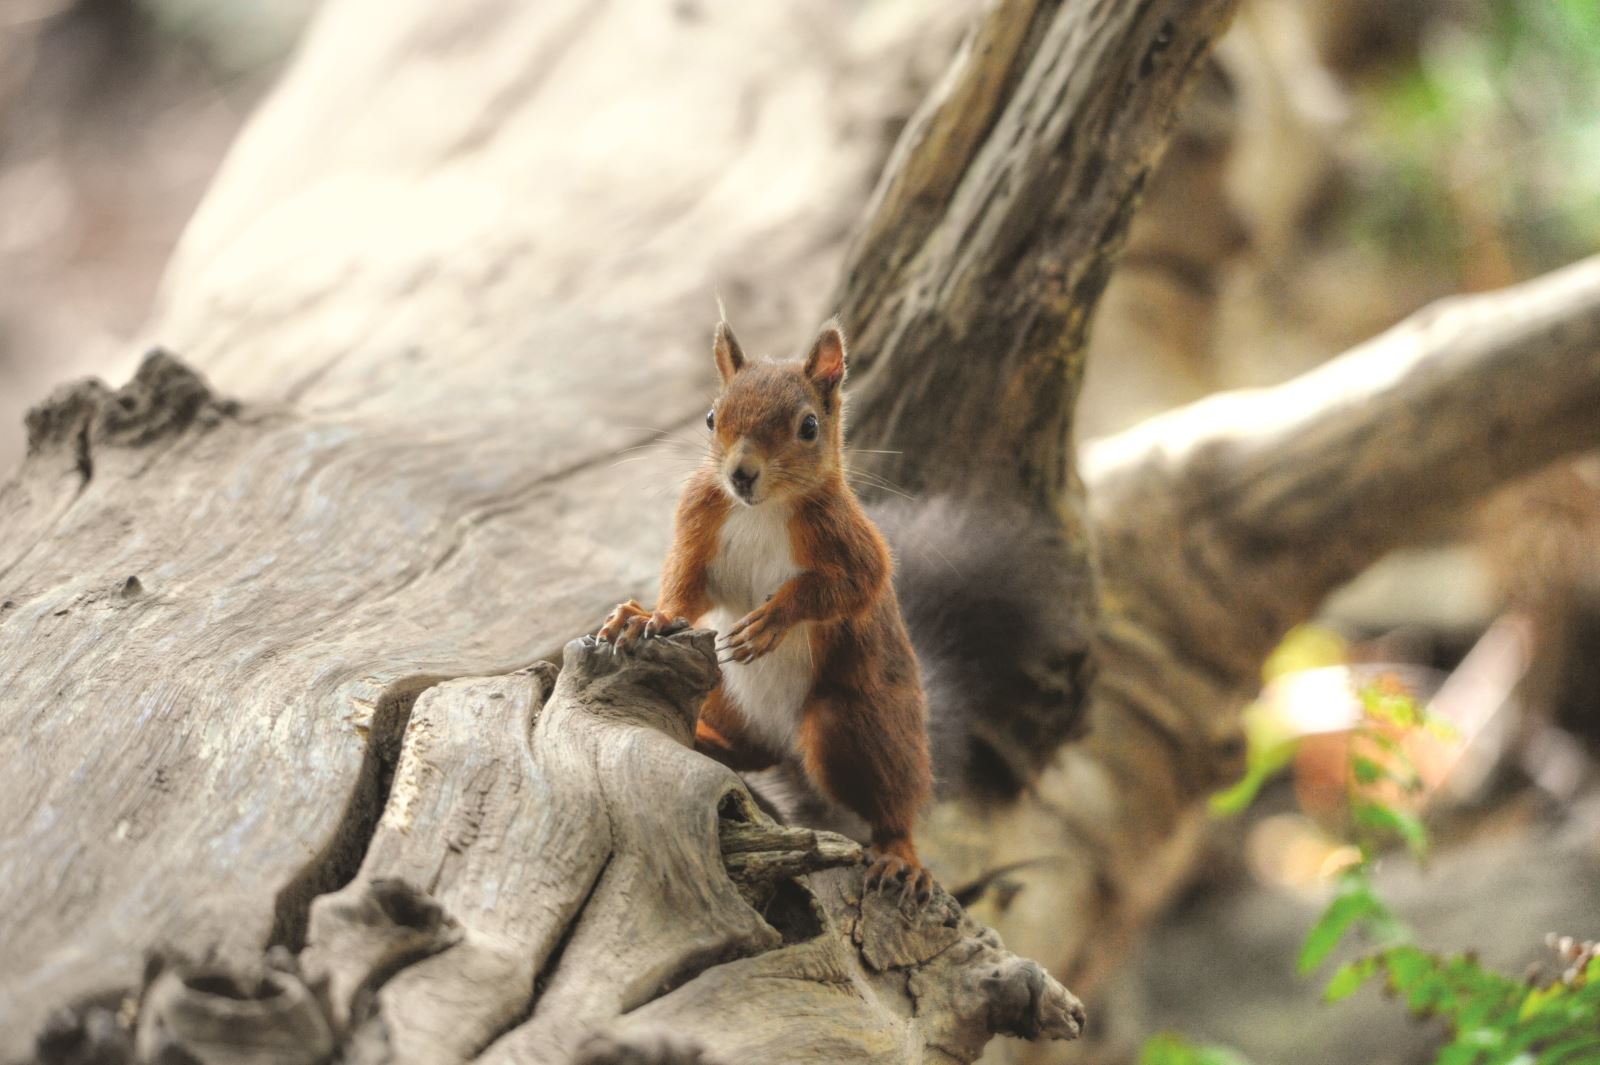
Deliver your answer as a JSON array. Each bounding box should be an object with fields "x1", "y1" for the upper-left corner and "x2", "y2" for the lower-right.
[
  {"x1": 718, "y1": 603, "x2": 789, "y2": 664},
  {"x1": 598, "y1": 600, "x2": 688, "y2": 653},
  {"x1": 597, "y1": 599, "x2": 647, "y2": 645}
]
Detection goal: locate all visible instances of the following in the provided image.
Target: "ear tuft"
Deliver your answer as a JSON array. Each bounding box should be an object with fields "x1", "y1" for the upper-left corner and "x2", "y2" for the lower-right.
[
  {"x1": 713, "y1": 319, "x2": 745, "y2": 383},
  {"x1": 804, "y1": 319, "x2": 847, "y2": 406}
]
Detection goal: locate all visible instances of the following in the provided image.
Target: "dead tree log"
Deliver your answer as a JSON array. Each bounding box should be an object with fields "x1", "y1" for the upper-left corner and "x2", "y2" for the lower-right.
[
  {"x1": 293, "y1": 634, "x2": 1079, "y2": 1065},
  {"x1": 930, "y1": 257, "x2": 1600, "y2": 1060},
  {"x1": 841, "y1": 0, "x2": 1237, "y2": 502},
  {"x1": 59, "y1": 629, "x2": 1081, "y2": 1065},
  {"x1": 5, "y1": 0, "x2": 1600, "y2": 1062},
  {"x1": 1, "y1": 1, "x2": 1092, "y2": 1060},
  {"x1": 837, "y1": 0, "x2": 1243, "y2": 786}
]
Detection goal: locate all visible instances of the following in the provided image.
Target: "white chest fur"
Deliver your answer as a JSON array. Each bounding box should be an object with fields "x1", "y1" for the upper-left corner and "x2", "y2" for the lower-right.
[{"x1": 706, "y1": 502, "x2": 813, "y2": 754}]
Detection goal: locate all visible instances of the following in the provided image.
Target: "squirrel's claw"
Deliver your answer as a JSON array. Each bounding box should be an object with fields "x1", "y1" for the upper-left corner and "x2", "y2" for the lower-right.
[
  {"x1": 614, "y1": 614, "x2": 649, "y2": 653},
  {"x1": 644, "y1": 614, "x2": 690, "y2": 640},
  {"x1": 718, "y1": 604, "x2": 787, "y2": 664},
  {"x1": 863, "y1": 851, "x2": 935, "y2": 908},
  {"x1": 602, "y1": 607, "x2": 688, "y2": 654},
  {"x1": 597, "y1": 599, "x2": 647, "y2": 645}
]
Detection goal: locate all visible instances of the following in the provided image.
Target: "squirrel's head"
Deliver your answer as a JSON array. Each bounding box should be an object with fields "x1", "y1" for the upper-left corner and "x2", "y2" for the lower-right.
[{"x1": 703, "y1": 317, "x2": 847, "y2": 507}]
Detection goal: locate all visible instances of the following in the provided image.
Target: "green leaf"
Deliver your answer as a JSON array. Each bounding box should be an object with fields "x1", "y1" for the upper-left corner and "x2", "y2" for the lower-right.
[
  {"x1": 1435, "y1": 1044, "x2": 1483, "y2": 1065},
  {"x1": 1363, "y1": 729, "x2": 1406, "y2": 755},
  {"x1": 1381, "y1": 946, "x2": 1435, "y2": 995},
  {"x1": 1538, "y1": 1033, "x2": 1600, "y2": 1064},
  {"x1": 1264, "y1": 625, "x2": 1349, "y2": 679},
  {"x1": 1351, "y1": 750, "x2": 1423, "y2": 792},
  {"x1": 1520, "y1": 984, "x2": 1565, "y2": 1022},
  {"x1": 1137, "y1": 1033, "x2": 1255, "y2": 1065},
  {"x1": 1325, "y1": 957, "x2": 1380, "y2": 1002},
  {"x1": 1209, "y1": 738, "x2": 1298, "y2": 816},
  {"x1": 1352, "y1": 754, "x2": 1385, "y2": 785},
  {"x1": 1352, "y1": 801, "x2": 1430, "y2": 860},
  {"x1": 1210, "y1": 696, "x2": 1303, "y2": 818},
  {"x1": 1358, "y1": 681, "x2": 1425, "y2": 728},
  {"x1": 1300, "y1": 879, "x2": 1385, "y2": 974},
  {"x1": 1458, "y1": 1027, "x2": 1507, "y2": 1050}
]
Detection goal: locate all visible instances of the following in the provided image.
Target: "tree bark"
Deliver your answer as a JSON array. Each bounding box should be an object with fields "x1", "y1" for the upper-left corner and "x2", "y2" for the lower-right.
[
  {"x1": 837, "y1": 0, "x2": 1242, "y2": 784},
  {"x1": 931, "y1": 258, "x2": 1600, "y2": 1055},
  {"x1": 5, "y1": 0, "x2": 1600, "y2": 1062},
  {"x1": 840, "y1": 0, "x2": 1237, "y2": 507},
  {"x1": 0, "y1": 1, "x2": 928, "y2": 1056},
  {"x1": 1, "y1": 2, "x2": 1091, "y2": 1060}
]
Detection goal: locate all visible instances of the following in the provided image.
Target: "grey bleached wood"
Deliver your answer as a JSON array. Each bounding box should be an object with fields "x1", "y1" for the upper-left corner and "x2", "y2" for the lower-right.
[
  {"x1": 606, "y1": 870, "x2": 1087, "y2": 1065},
  {"x1": 471, "y1": 632, "x2": 779, "y2": 1065},
  {"x1": 841, "y1": 0, "x2": 1241, "y2": 503},
  {"x1": 134, "y1": 951, "x2": 334, "y2": 1065},
  {"x1": 718, "y1": 819, "x2": 862, "y2": 894},
  {"x1": 922, "y1": 256, "x2": 1600, "y2": 1063},
  {"x1": 9, "y1": 0, "x2": 1600, "y2": 1061},
  {"x1": 3, "y1": 8, "x2": 1256, "y2": 1054},
  {"x1": 833, "y1": 0, "x2": 1244, "y2": 785},
  {"x1": 154, "y1": 625, "x2": 1074, "y2": 1065},
  {"x1": 467, "y1": 631, "x2": 1080, "y2": 1065},
  {"x1": 1090, "y1": 252, "x2": 1600, "y2": 661},
  {"x1": 300, "y1": 665, "x2": 571, "y2": 1061},
  {"x1": 298, "y1": 632, "x2": 791, "y2": 1065},
  {"x1": 0, "y1": 1, "x2": 919, "y2": 1055}
]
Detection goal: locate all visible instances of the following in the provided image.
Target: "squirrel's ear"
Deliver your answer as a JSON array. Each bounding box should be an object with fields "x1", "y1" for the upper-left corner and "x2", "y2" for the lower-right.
[
  {"x1": 713, "y1": 320, "x2": 745, "y2": 383},
  {"x1": 804, "y1": 320, "x2": 847, "y2": 408}
]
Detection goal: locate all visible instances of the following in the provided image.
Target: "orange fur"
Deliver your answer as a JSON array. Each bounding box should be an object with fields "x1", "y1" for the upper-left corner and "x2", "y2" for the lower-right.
[
  {"x1": 599, "y1": 317, "x2": 934, "y2": 894},
  {"x1": 657, "y1": 472, "x2": 726, "y2": 622},
  {"x1": 694, "y1": 687, "x2": 782, "y2": 773}
]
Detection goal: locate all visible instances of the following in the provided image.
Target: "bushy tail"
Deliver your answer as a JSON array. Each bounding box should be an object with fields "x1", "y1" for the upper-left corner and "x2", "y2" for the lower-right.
[{"x1": 870, "y1": 495, "x2": 1095, "y2": 800}]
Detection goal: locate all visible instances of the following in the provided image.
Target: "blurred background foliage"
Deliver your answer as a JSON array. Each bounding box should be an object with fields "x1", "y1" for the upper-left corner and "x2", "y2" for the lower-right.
[{"x1": 1347, "y1": 0, "x2": 1600, "y2": 287}]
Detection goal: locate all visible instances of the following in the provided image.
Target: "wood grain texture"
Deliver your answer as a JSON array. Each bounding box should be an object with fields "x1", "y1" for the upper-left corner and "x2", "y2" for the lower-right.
[
  {"x1": 301, "y1": 666, "x2": 571, "y2": 1062},
  {"x1": 0, "y1": 0, "x2": 918, "y2": 1053},
  {"x1": 830, "y1": 0, "x2": 1245, "y2": 782},
  {"x1": 1089, "y1": 254, "x2": 1600, "y2": 682},
  {"x1": 929, "y1": 257, "x2": 1600, "y2": 1064},
  {"x1": 119, "y1": 626, "x2": 1083, "y2": 1064},
  {"x1": 840, "y1": 0, "x2": 1242, "y2": 504},
  {"x1": 7, "y1": 0, "x2": 1600, "y2": 1060}
]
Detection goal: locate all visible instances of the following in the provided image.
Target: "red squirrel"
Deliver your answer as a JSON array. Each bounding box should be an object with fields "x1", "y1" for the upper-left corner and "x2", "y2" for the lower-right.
[{"x1": 598, "y1": 317, "x2": 935, "y2": 900}]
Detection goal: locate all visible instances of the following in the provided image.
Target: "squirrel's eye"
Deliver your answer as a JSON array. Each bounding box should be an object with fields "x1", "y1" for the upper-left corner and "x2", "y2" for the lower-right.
[
  {"x1": 706, "y1": 408, "x2": 716, "y2": 431},
  {"x1": 798, "y1": 413, "x2": 819, "y2": 441}
]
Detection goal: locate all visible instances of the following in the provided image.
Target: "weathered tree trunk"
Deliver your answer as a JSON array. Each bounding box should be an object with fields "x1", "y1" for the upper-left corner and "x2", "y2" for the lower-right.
[
  {"x1": 951, "y1": 258, "x2": 1600, "y2": 1053},
  {"x1": 1, "y1": 2, "x2": 1101, "y2": 1059},
  {"x1": 5, "y1": 0, "x2": 1600, "y2": 1063},
  {"x1": 837, "y1": 0, "x2": 1241, "y2": 780}
]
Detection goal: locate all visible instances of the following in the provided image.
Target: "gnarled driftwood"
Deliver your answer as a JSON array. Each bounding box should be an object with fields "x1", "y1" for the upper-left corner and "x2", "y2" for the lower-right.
[{"x1": 7, "y1": 0, "x2": 1600, "y2": 1062}]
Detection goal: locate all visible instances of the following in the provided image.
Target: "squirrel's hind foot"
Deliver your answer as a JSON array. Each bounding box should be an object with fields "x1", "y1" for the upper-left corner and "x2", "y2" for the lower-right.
[{"x1": 864, "y1": 850, "x2": 935, "y2": 907}]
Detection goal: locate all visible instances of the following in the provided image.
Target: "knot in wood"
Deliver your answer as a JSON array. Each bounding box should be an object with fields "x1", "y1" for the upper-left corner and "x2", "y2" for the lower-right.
[
  {"x1": 562, "y1": 628, "x2": 721, "y2": 729},
  {"x1": 22, "y1": 349, "x2": 238, "y2": 483}
]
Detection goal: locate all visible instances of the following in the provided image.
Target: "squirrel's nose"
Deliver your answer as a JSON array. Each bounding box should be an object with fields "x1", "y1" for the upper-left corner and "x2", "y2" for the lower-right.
[{"x1": 730, "y1": 464, "x2": 760, "y2": 500}]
